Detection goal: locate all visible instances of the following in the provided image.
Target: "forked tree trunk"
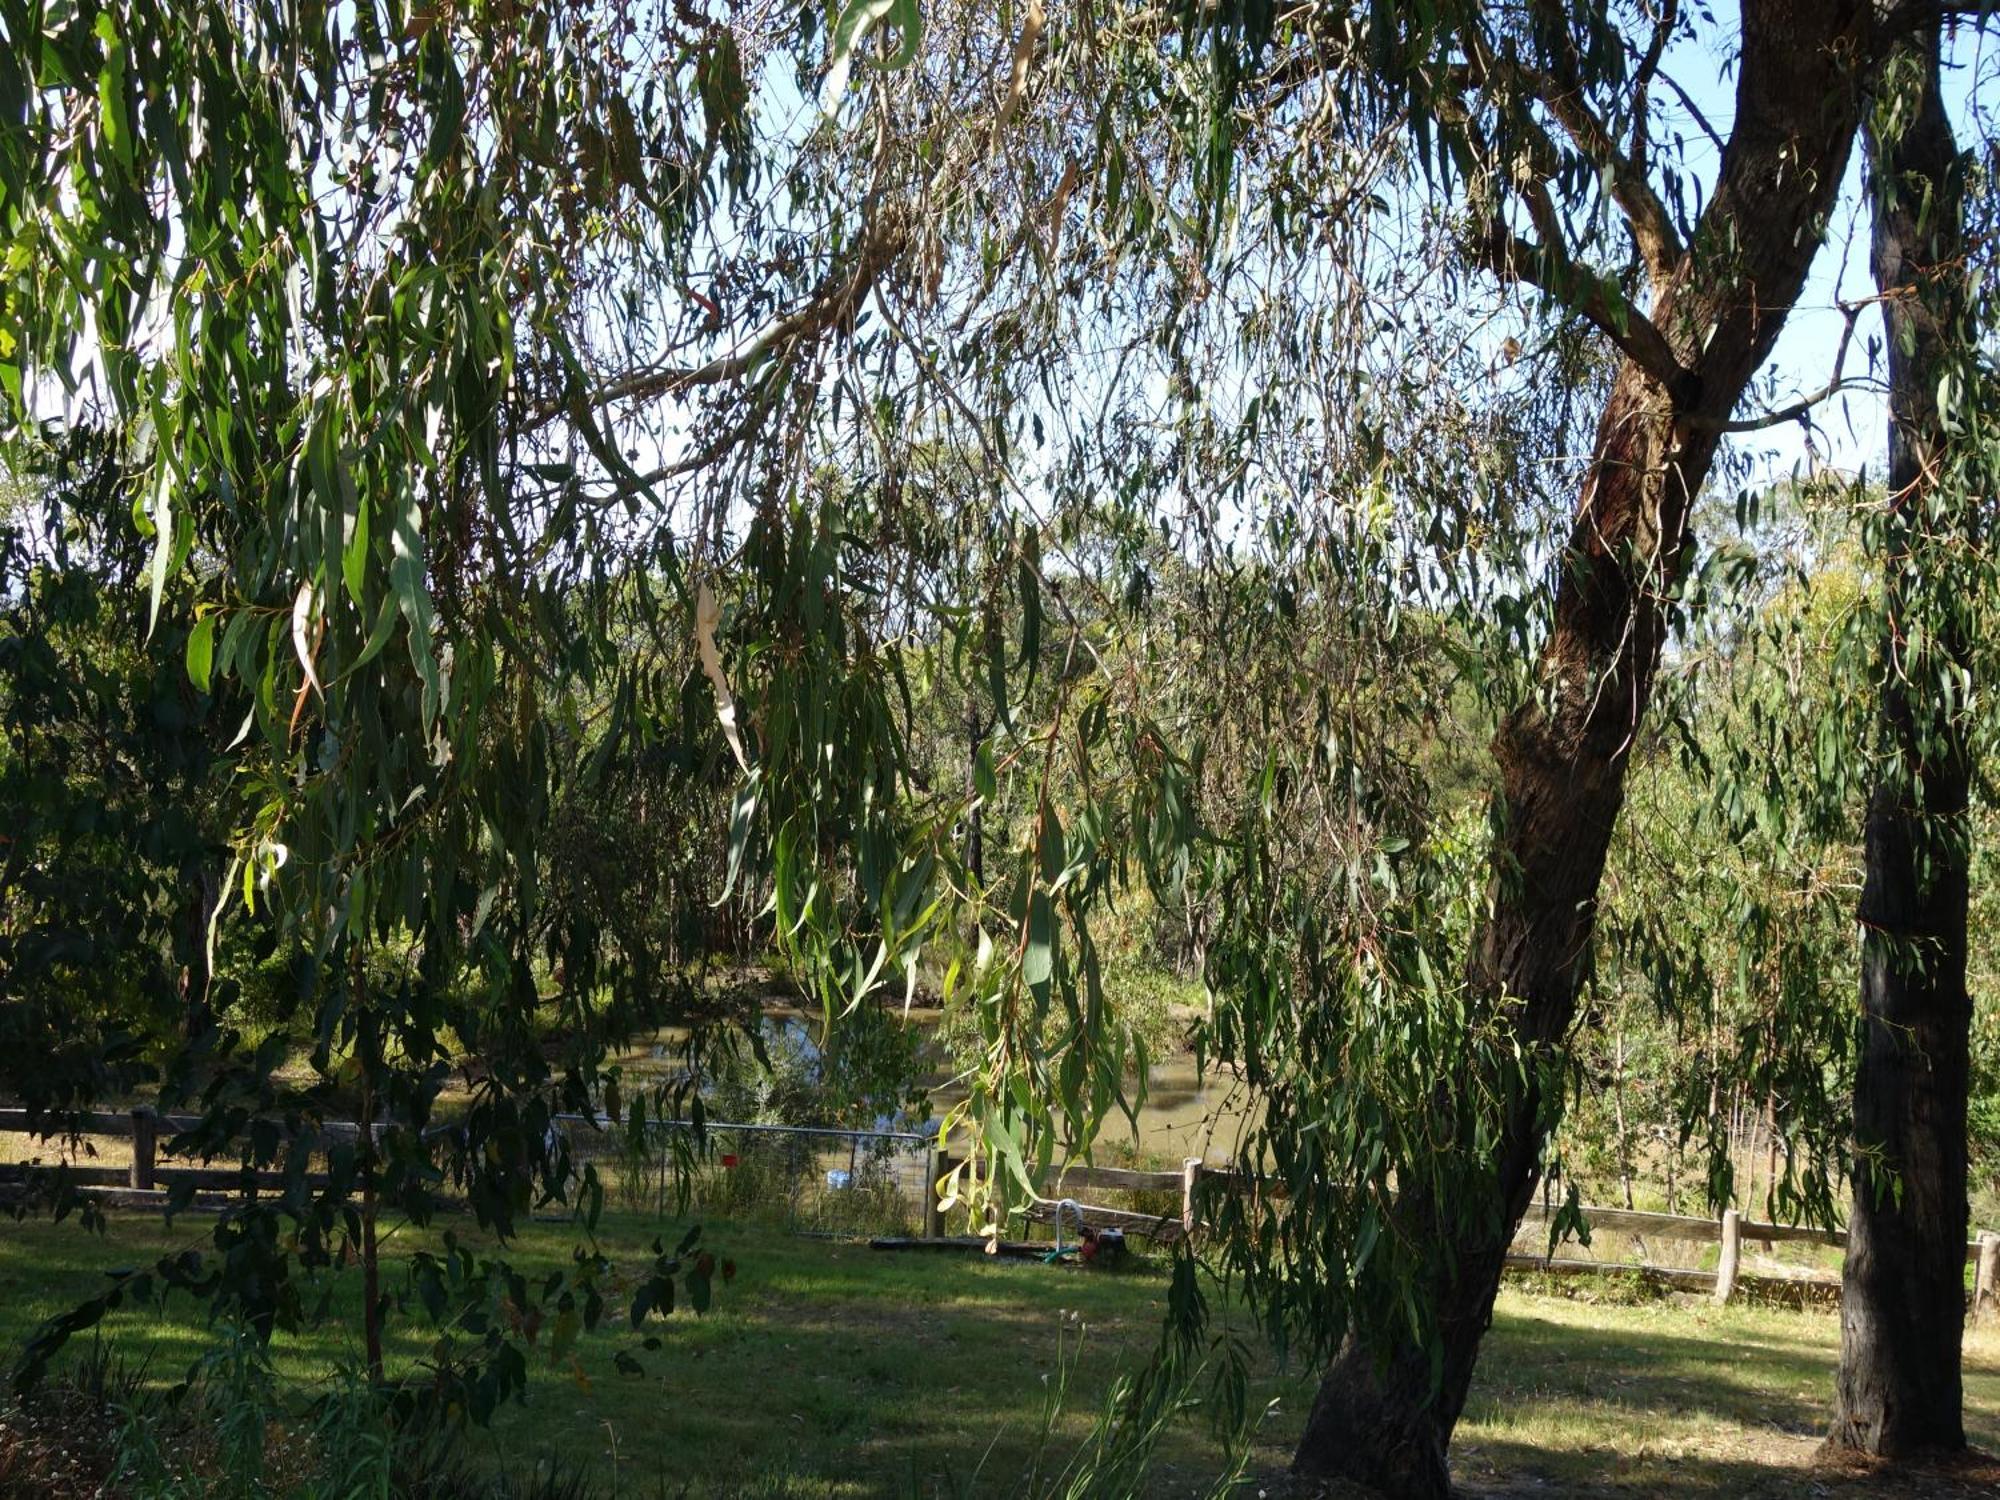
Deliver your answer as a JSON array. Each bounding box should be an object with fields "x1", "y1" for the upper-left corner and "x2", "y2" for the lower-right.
[
  {"x1": 1829, "y1": 27, "x2": 1971, "y2": 1460},
  {"x1": 1294, "y1": 6, "x2": 1881, "y2": 1494}
]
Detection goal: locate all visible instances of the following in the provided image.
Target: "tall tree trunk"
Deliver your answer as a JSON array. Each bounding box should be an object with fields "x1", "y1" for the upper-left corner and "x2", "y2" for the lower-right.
[
  {"x1": 1763, "y1": 1089, "x2": 1780, "y2": 1223},
  {"x1": 1612, "y1": 1029, "x2": 1635, "y2": 1211},
  {"x1": 1829, "y1": 27, "x2": 1971, "y2": 1460},
  {"x1": 352, "y1": 954, "x2": 386, "y2": 1386},
  {"x1": 1294, "y1": 7, "x2": 1880, "y2": 1493}
]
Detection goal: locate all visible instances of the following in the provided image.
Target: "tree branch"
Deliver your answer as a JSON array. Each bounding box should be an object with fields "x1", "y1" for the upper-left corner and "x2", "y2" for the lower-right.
[
  {"x1": 1652, "y1": 65, "x2": 1727, "y2": 155},
  {"x1": 1627, "y1": 0, "x2": 1679, "y2": 190},
  {"x1": 521, "y1": 209, "x2": 910, "y2": 437},
  {"x1": 1682, "y1": 296, "x2": 1879, "y2": 433},
  {"x1": 1458, "y1": 34, "x2": 1684, "y2": 284},
  {"x1": 590, "y1": 213, "x2": 907, "y2": 411},
  {"x1": 1878, "y1": 1, "x2": 2000, "y2": 43},
  {"x1": 1471, "y1": 221, "x2": 1699, "y2": 402}
]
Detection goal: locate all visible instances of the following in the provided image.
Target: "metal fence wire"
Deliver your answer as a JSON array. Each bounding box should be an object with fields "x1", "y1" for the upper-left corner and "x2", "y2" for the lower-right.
[{"x1": 555, "y1": 1116, "x2": 935, "y2": 1239}]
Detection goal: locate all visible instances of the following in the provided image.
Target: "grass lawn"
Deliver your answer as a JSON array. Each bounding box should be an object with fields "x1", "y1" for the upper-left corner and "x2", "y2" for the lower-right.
[{"x1": 3, "y1": 1208, "x2": 1999, "y2": 1497}]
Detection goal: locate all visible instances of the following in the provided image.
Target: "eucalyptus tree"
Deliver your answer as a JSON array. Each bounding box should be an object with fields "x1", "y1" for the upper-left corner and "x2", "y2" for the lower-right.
[
  {"x1": 1831, "y1": 25, "x2": 1995, "y2": 1457},
  {"x1": 1, "y1": 429, "x2": 242, "y2": 1128},
  {"x1": 970, "y1": 4, "x2": 1976, "y2": 1491},
  {"x1": 500, "y1": 3, "x2": 2000, "y2": 1489},
  {"x1": 0, "y1": 0, "x2": 930, "y2": 1400},
  {"x1": 3, "y1": 2, "x2": 1994, "y2": 1494}
]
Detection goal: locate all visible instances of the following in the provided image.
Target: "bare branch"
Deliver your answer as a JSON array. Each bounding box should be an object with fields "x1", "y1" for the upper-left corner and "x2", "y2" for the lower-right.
[
  {"x1": 592, "y1": 214, "x2": 908, "y2": 412},
  {"x1": 1682, "y1": 296, "x2": 1877, "y2": 433},
  {"x1": 1470, "y1": 221, "x2": 1698, "y2": 402},
  {"x1": 1653, "y1": 66, "x2": 1727, "y2": 156},
  {"x1": 1878, "y1": 1, "x2": 2000, "y2": 43},
  {"x1": 1628, "y1": 0, "x2": 1680, "y2": 184},
  {"x1": 1458, "y1": 34, "x2": 1684, "y2": 284},
  {"x1": 518, "y1": 209, "x2": 909, "y2": 443}
]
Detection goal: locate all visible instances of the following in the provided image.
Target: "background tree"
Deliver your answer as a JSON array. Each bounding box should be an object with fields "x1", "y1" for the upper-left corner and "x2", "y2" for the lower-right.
[
  {"x1": 1831, "y1": 24, "x2": 1994, "y2": 1458},
  {"x1": 978, "y1": 6, "x2": 1951, "y2": 1491},
  {"x1": 0, "y1": 0, "x2": 840, "y2": 1400},
  {"x1": 0, "y1": 429, "x2": 241, "y2": 1130}
]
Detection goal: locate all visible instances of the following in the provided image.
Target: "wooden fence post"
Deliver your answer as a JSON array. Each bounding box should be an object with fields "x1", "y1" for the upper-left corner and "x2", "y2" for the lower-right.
[
  {"x1": 1713, "y1": 1207, "x2": 1741, "y2": 1305},
  {"x1": 1974, "y1": 1231, "x2": 2000, "y2": 1321},
  {"x1": 1181, "y1": 1157, "x2": 1203, "y2": 1238},
  {"x1": 129, "y1": 1108, "x2": 157, "y2": 1191}
]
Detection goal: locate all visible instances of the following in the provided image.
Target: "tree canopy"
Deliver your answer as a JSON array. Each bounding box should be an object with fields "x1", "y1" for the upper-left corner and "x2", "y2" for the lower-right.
[{"x1": 3, "y1": 0, "x2": 1999, "y2": 1494}]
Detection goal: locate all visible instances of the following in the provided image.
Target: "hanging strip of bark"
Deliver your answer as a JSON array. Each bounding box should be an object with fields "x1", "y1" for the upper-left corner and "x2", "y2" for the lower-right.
[
  {"x1": 1829, "y1": 24, "x2": 1973, "y2": 1461},
  {"x1": 1613, "y1": 1030, "x2": 1635, "y2": 1212}
]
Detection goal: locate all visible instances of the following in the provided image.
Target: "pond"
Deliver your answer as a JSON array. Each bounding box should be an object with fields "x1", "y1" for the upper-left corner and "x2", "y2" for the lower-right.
[{"x1": 609, "y1": 999, "x2": 1264, "y2": 1168}]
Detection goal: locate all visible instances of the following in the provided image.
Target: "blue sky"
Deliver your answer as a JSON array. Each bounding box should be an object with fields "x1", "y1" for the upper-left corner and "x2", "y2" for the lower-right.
[{"x1": 1672, "y1": 9, "x2": 2000, "y2": 486}]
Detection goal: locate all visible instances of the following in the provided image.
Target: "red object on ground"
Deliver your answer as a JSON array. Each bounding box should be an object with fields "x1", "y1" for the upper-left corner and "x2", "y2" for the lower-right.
[{"x1": 721, "y1": 1153, "x2": 739, "y2": 1168}]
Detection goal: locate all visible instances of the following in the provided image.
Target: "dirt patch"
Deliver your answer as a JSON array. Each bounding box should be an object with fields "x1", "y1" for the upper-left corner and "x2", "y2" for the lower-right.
[
  {"x1": 0, "y1": 1388, "x2": 125, "y2": 1500},
  {"x1": 1805, "y1": 1445, "x2": 2000, "y2": 1497}
]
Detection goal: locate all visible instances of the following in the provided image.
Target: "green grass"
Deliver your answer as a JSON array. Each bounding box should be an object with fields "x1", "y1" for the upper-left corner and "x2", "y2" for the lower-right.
[
  {"x1": 5, "y1": 1210, "x2": 2000, "y2": 1497},
  {"x1": 0, "y1": 1210, "x2": 1288, "y2": 1497},
  {"x1": 1453, "y1": 1293, "x2": 2000, "y2": 1496}
]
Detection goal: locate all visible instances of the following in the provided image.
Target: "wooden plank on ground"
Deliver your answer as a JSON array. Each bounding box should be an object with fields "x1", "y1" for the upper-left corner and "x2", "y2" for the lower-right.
[
  {"x1": 1022, "y1": 1199, "x2": 1182, "y2": 1240},
  {"x1": 870, "y1": 1236, "x2": 1053, "y2": 1260}
]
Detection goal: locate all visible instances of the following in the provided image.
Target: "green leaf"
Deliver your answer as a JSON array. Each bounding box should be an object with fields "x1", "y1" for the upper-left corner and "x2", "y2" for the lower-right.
[
  {"x1": 819, "y1": 0, "x2": 922, "y2": 112},
  {"x1": 343, "y1": 593, "x2": 400, "y2": 678},
  {"x1": 389, "y1": 489, "x2": 443, "y2": 726},
  {"x1": 341, "y1": 462, "x2": 369, "y2": 608},
  {"x1": 981, "y1": 1107, "x2": 1036, "y2": 1197},
  {"x1": 720, "y1": 773, "x2": 760, "y2": 901},
  {"x1": 1023, "y1": 890, "x2": 1054, "y2": 996},
  {"x1": 145, "y1": 470, "x2": 172, "y2": 639},
  {"x1": 93, "y1": 14, "x2": 131, "y2": 172},
  {"x1": 185, "y1": 613, "x2": 215, "y2": 692},
  {"x1": 973, "y1": 737, "x2": 996, "y2": 803}
]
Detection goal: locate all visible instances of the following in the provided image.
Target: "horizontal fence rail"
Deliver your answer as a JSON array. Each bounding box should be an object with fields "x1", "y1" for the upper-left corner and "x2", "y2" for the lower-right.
[
  {"x1": 0, "y1": 1106, "x2": 940, "y2": 1240},
  {"x1": 5, "y1": 1108, "x2": 1996, "y2": 1313}
]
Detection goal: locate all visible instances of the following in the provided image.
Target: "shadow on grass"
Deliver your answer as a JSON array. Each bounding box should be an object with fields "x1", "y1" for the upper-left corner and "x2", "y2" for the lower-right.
[
  {"x1": 1473, "y1": 1309, "x2": 1835, "y2": 1433},
  {"x1": 1454, "y1": 1434, "x2": 2000, "y2": 1500}
]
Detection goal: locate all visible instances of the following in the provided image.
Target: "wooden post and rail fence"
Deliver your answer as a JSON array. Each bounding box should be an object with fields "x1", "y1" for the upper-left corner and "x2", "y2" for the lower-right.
[
  {"x1": 933, "y1": 1149, "x2": 2000, "y2": 1312},
  {"x1": 7, "y1": 1108, "x2": 1998, "y2": 1313}
]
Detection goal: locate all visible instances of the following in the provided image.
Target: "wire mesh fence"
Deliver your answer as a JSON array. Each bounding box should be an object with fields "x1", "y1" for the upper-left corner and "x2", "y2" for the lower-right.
[{"x1": 557, "y1": 1116, "x2": 936, "y2": 1239}]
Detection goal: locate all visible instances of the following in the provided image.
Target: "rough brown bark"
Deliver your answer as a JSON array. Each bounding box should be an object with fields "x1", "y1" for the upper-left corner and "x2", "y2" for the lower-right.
[
  {"x1": 1294, "y1": 5, "x2": 1885, "y2": 1494},
  {"x1": 1829, "y1": 27, "x2": 1971, "y2": 1460}
]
